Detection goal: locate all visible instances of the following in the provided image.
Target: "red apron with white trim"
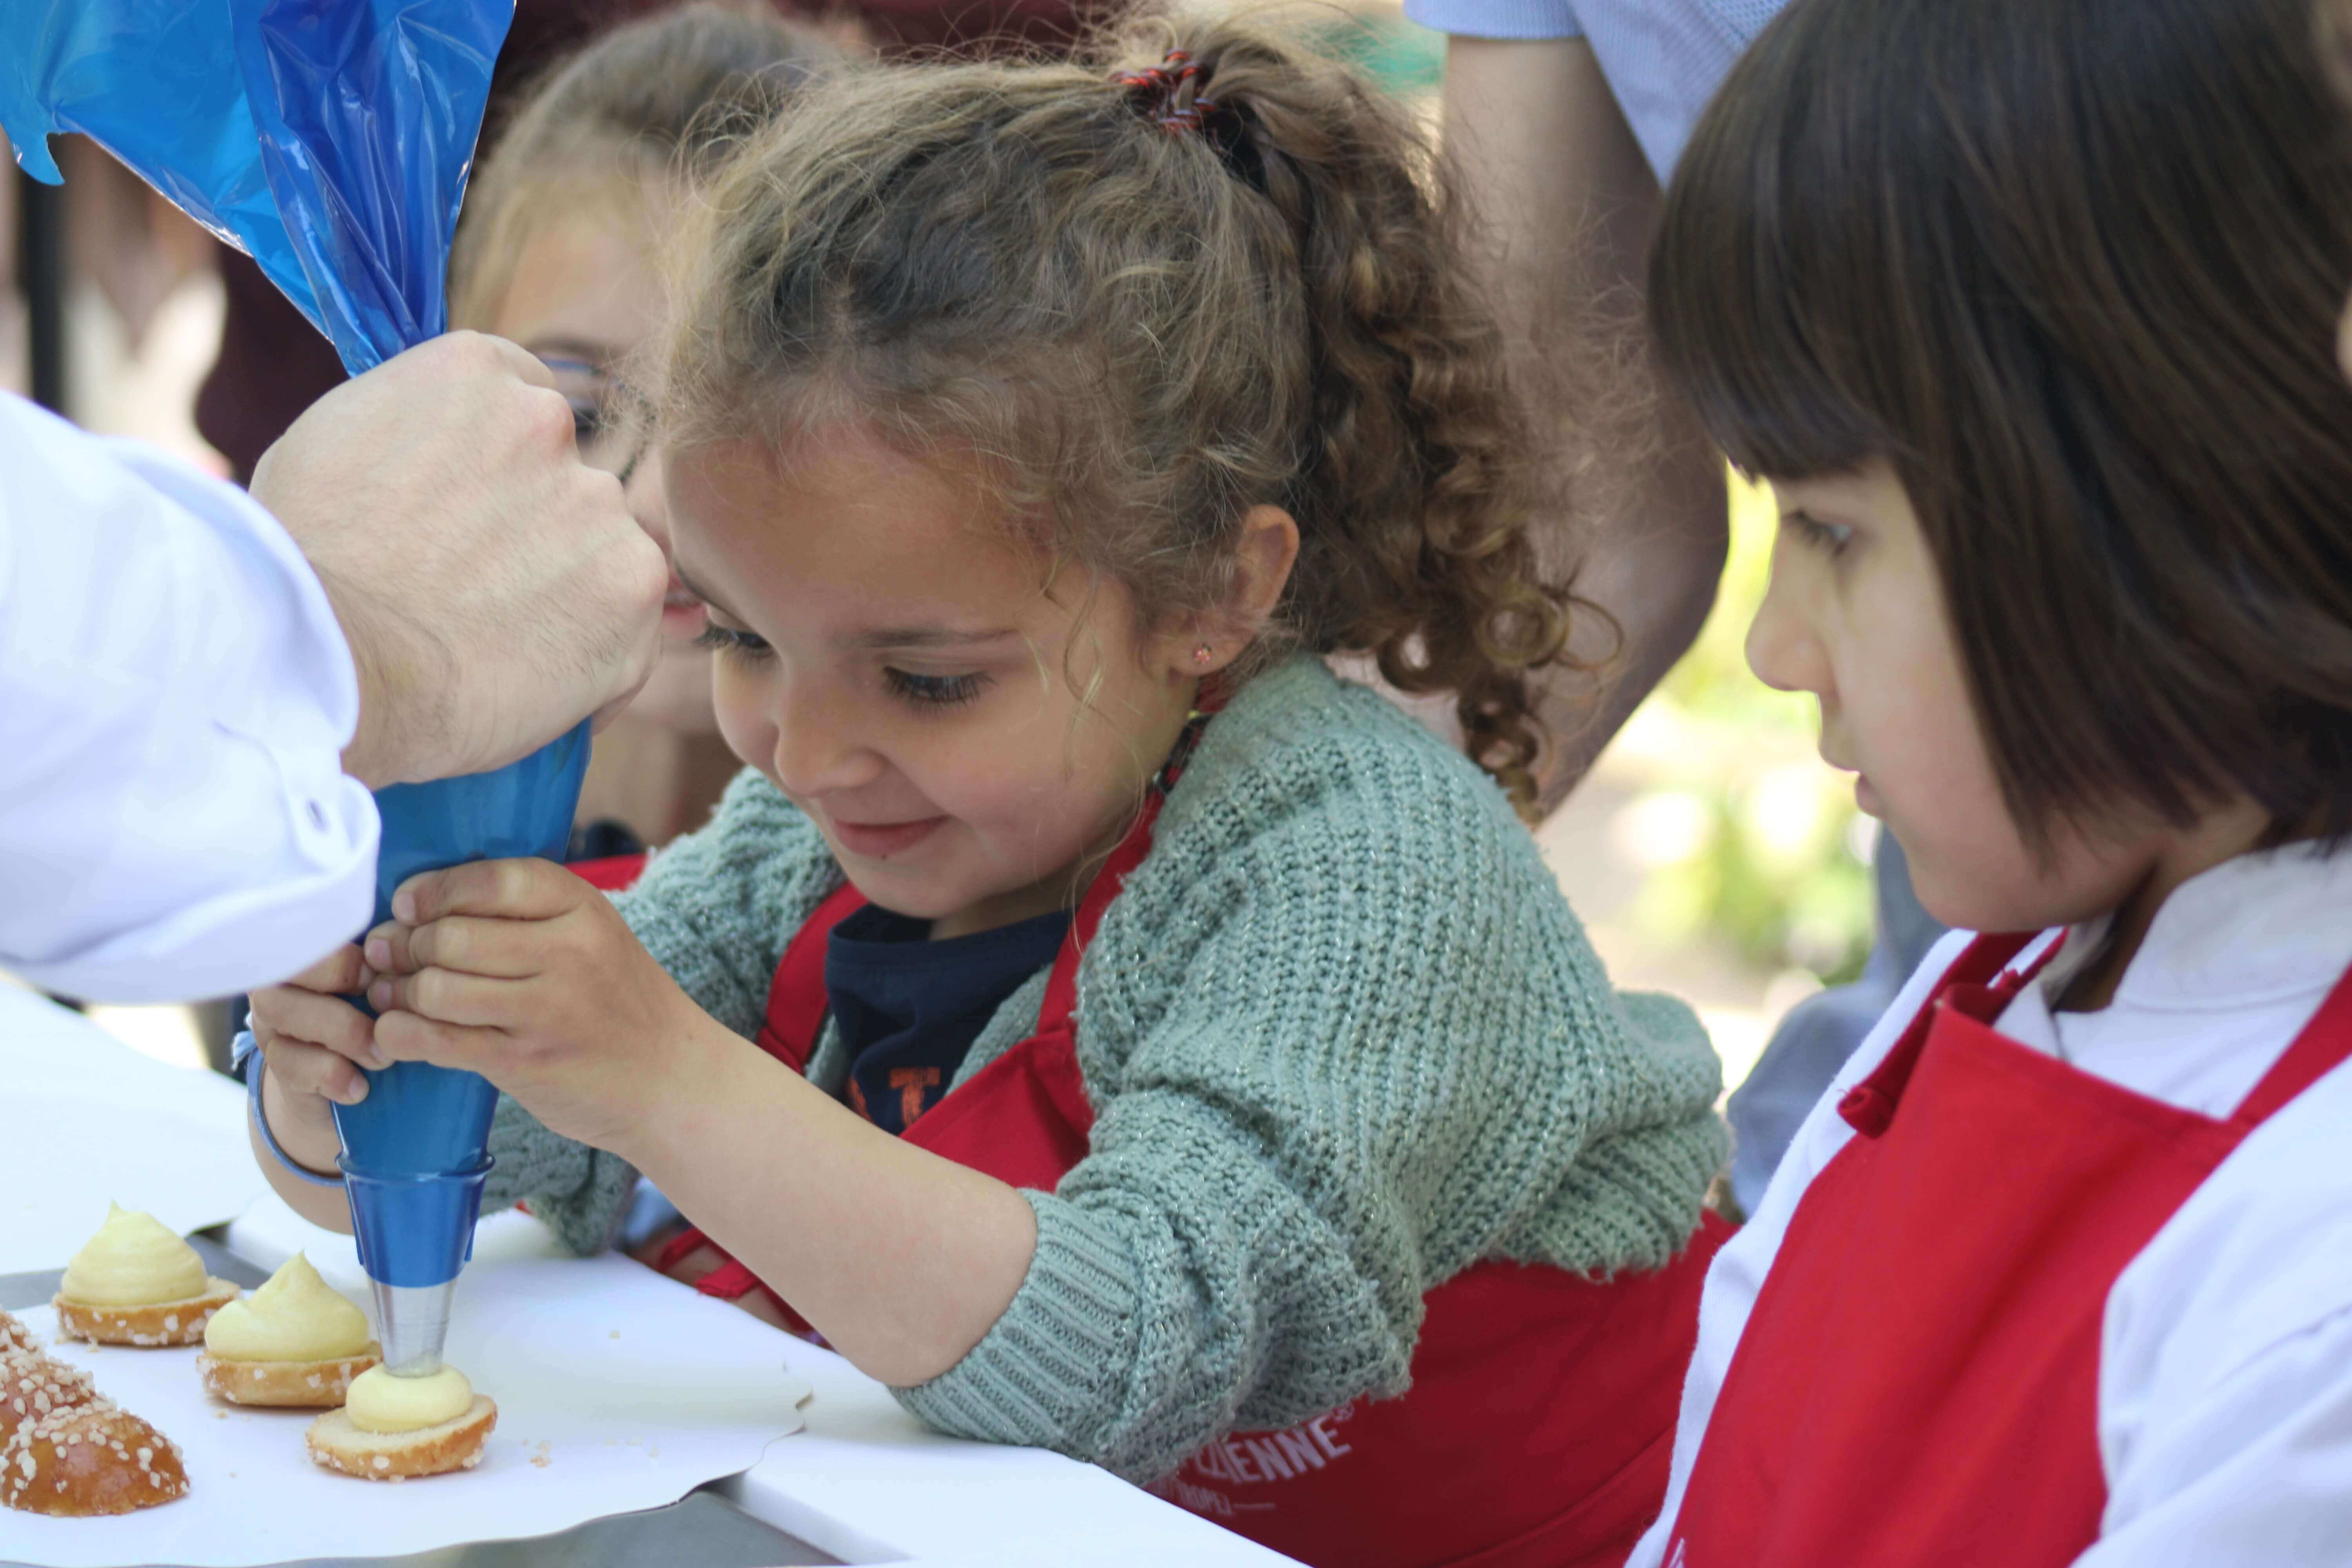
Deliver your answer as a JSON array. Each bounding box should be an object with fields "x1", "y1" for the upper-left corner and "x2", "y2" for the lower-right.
[
  {"x1": 1661, "y1": 934, "x2": 2352, "y2": 1568},
  {"x1": 675, "y1": 789, "x2": 1723, "y2": 1568}
]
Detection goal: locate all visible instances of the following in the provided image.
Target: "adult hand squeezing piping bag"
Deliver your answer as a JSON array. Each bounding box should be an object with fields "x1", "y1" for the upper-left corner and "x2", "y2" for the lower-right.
[{"x1": 3, "y1": 0, "x2": 588, "y2": 1374}]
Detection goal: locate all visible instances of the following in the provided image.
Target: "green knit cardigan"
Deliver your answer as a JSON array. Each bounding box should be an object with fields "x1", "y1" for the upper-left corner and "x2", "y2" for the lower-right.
[{"x1": 483, "y1": 655, "x2": 1727, "y2": 1483}]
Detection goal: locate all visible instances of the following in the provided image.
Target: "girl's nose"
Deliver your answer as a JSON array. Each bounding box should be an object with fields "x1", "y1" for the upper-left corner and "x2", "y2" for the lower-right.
[
  {"x1": 1745, "y1": 534, "x2": 1833, "y2": 699},
  {"x1": 767, "y1": 675, "x2": 882, "y2": 799}
]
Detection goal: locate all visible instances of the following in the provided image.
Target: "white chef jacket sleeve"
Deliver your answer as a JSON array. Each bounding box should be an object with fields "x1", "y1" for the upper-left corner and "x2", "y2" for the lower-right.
[
  {"x1": 2080, "y1": 1303, "x2": 2352, "y2": 1567},
  {"x1": 2080, "y1": 1062, "x2": 2352, "y2": 1568},
  {"x1": 0, "y1": 392, "x2": 379, "y2": 1002}
]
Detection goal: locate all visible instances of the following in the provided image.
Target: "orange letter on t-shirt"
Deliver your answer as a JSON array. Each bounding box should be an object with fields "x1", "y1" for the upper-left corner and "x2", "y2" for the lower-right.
[{"x1": 891, "y1": 1066, "x2": 943, "y2": 1127}]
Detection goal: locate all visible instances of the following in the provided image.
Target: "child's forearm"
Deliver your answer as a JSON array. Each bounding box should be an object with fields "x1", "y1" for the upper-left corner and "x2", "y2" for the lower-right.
[
  {"x1": 612, "y1": 1021, "x2": 1037, "y2": 1388},
  {"x1": 251, "y1": 1074, "x2": 358, "y2": 1234}
]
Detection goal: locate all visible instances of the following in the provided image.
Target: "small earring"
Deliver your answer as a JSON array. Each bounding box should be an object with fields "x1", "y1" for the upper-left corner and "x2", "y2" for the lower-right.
[{"x1": 1191, "y1": 644, "x2": 1214, "y2": 668}]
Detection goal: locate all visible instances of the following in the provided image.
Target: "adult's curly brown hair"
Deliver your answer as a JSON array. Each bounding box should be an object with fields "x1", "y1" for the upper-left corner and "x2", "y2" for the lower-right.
[{"x1": 662, "y1": 9, "x2": 1579, "y2": 812}]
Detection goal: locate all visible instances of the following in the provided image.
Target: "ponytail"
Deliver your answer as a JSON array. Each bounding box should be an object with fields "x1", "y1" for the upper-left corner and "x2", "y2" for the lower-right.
[
  {"x1": 1133, "y1": 20, "x2": 1577, "y2": 809},
  {"x1": 666, "y1": 11, "x2": 1584, "y2": 812}
]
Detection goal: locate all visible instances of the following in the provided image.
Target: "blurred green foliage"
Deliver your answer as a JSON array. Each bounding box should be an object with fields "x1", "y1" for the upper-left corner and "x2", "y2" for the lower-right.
[
  {"x1": 1307, "y1": 10, "x2": 1446, "y2": 95},
  {"x1": 1626, "y1": 479, "x2": 1876, "y2": 984}
]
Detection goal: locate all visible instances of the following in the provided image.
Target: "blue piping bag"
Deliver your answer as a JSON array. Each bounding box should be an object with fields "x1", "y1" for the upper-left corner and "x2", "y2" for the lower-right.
[
  {"x1": 346, "y1": 735, "x2": 588, "y2": 1372},
  {"x1": 7, "y1": 0, "x2": 590, "y2": 1374}
]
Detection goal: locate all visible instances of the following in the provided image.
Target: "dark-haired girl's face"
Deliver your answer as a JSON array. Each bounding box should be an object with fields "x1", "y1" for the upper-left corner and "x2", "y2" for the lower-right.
[{"x1": 1747, "y1": 463, "x2": 2200, "y2": 937}]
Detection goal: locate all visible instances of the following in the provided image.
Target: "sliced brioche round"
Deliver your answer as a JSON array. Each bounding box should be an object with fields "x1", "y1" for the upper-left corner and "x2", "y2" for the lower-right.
[
  {"x1": 198, "y1": 1345, "x2": 380, "y2": 1408},
  {"x1": 306, "y1": 1395, "x2": 497, "y2": 1481},
  {"x1": 0, "y1": 1402, "x2": 188, "y2": 1515},
  {"x1": 0, "y1": 1349, "x2": 100, "y2": 1440},
  {"x1": 54, "y1": 1279, "x2": 240, "y2": 1347}
]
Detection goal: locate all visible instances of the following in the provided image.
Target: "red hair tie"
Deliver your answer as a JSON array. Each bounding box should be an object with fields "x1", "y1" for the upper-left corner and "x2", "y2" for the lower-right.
[
  {"x1": 1112, "y1": 48, "x2": 1263, "y2": 189},
  {"x1": 1114, "y1": 49, "x2": 1219, "y2": 134}
]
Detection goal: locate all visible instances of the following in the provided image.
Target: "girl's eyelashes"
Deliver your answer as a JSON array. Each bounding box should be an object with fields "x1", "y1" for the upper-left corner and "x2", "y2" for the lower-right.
[
  {"x1": 686, "y1": 626, "x2": 987, "y2": 709},
  {"x1": 567, "y1": 395, "x2": 605, "y2": 446},
  {"x1": 1782, "y1": 509, "x2": 1857, "y2": 557},
  {"x1": 695, "y1": 622, "x2": 774, "y2": 661},
  {"x1": 884, "y1": 668, "x2": 988, "y2": 710}
]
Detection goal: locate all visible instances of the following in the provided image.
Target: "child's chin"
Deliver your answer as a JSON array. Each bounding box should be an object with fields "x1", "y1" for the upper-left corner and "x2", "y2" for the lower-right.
[
  {"x1": 838, "y1": 865, "x2": 959, "y2": 919},
  {"x1": 1906, "y1": 858, "x2": 2035, "y2": 938}
]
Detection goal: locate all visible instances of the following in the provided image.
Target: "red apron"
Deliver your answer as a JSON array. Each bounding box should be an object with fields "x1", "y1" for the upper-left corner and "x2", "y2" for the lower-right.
[
  {"x1": 569, "y1": 852, "x2": 648, "y2": 893},
  {"x1": 1661, "y1": 934, "x2": 2352, "y2": 1568},
  {"x1": 677, "y1": 791, "x2": 1723, "y2": 1568}
]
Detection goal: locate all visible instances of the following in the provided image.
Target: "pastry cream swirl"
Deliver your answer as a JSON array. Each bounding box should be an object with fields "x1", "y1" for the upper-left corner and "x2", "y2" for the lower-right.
[
  {"x1": 204, "y1": 1254, "x2": 370, "y2": 1362},
  {"x1": 59, "y1": 1205, "x2": 208, "y2": 1307},
  {"x1": 345, "y1": 1364, "x2": 473, "y2": 1433}
]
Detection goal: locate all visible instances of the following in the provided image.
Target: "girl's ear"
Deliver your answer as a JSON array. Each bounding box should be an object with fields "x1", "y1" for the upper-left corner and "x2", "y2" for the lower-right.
[
  {"x1": 1161, "y1": 505, "x2": 1301, "y2": 679},
  {"x1": 1229, "y1": 505, "x2": 1301, "y2": 631}
]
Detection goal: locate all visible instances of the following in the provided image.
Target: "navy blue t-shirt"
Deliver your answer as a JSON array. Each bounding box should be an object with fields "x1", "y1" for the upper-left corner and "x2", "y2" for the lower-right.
[{"x1": 824, "y1": 904, "x2": 1073, "y2": 1134}]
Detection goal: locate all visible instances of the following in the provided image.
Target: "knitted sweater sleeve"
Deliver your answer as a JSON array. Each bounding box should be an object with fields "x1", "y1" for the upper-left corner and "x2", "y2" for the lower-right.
[
  {"x1": 481, "y1": 768, "x2": 838, "y2": 1253},
  {"x1": 895, "y1": 670, "x2": 1727, "y2": 1483}
]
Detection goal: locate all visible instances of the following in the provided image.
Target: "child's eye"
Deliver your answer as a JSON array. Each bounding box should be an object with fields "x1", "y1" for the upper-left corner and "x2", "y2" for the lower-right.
[
  {"x1": 568, "y1": 396, "x2": 604, "y2": 445},
  {"x1": 884, "y1": 668, "x2": 987, "y2": 709},
  {"x1": 1782, "y1": 510, "x2": 1856, "y2": 557},
  {"x1": 695, "y1": 623, "x2": 773, "y2": 661}
]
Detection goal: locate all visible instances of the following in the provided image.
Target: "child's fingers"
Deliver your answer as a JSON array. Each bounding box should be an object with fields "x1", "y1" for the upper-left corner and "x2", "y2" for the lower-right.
[
  {"x1": 363, "y1": 915, "x2": 542, "y2": 980},
  {"x1": 254, "y1": 986, "x2": 385, "y2": 1068},
  {"x1": 371, "y1": 1008, "x2": 505, "y2": 1077},
  {"x1": 392, "y1": 858, "x2": 581, "y2": 926},
  {"x1": 281, "y1": 942, "x2": 374, "y2": 996},
  {"x1": 261, "y1": 1035, "x2": 370, "y2": 1107},
  {"x1": 367, "y1": 966, "x2": 512, "y2": 1029}
]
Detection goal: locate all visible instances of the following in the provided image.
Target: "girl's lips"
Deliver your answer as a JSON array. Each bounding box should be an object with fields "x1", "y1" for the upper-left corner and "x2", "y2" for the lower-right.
[{"x1": 829, "y1": 816, "x2": 947, "y2": 859}]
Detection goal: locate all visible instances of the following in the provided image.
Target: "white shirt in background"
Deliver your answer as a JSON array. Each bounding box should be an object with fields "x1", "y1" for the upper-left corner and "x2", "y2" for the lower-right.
[
  {"x1": 1400, "y1": 0, "x2": 1788, "y2": 178},
  {"x1": 0, "y1": 391, "x2": 378, "y2": 1003},
  {"x1": 1630, "y1": 843, "x2": 2352, "y2": 1567}
]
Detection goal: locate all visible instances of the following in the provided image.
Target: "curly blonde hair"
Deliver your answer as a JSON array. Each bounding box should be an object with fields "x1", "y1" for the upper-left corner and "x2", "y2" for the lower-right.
[{"x1": 665, "y1": 10, "x2": 1579, "y2": 811}]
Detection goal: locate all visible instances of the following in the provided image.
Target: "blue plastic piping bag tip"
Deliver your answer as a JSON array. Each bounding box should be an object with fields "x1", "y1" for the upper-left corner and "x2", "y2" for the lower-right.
[{"x1": 342, "y1": 1152, "x2": 495, "y2": 1290}]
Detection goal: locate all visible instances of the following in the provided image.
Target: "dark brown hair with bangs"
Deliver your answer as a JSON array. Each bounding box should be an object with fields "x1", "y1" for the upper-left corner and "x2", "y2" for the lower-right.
[{"x1": 1651, "y1": 0, "x2": 2352, "y2": 849}]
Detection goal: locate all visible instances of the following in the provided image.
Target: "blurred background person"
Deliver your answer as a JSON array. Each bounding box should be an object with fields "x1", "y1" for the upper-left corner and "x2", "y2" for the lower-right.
[{"x1": 445, "y1": 2, "x2": 846, "y2": 871}]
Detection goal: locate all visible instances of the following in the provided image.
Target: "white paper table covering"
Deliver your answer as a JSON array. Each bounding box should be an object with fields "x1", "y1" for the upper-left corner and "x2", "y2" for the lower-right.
[
  {"x1": 0, "y1": 988, "x2": 263, "y2": 1275},
  {"x1": 19, "y1": 1021, "x2": 1307, "y2": 1568},
  {"x1": 3, "y1": 1256, "x2": 808, "y2": 1566},
  {"x1": 229, "y1": 1202, "x2": 1307, "y2": 1565}
]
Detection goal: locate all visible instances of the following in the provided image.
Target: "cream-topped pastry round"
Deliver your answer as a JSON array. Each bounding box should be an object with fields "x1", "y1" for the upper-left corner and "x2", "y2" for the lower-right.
[
  {"x1": 196, "y1": 1254, "x2": 379, "y2": 1407},
  {"x1": 345, "y1": 1365, "x2": 472, "y2": 1433},
  {"x1": 60, "y1": 1205, "x2": 205, "y2": 1306},
  {"x1": 203, "y1": 1254, "x2": 368, "y2": 1361},
  {"x1": 309, "y1": 1365, "x2": 497, "y2": 1481},
  {"x1": 53, "y1": 1206, "x2": 238, "y2": 1348}
]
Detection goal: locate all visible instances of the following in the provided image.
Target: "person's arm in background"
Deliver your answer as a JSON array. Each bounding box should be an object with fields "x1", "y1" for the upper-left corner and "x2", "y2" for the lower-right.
[
  {"x1": 0, "y1": 331, "x2": 666, "y2": 1005},
  {"x1": 1418, "y1": 18, "x2": 1730, "y2": 809}
]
